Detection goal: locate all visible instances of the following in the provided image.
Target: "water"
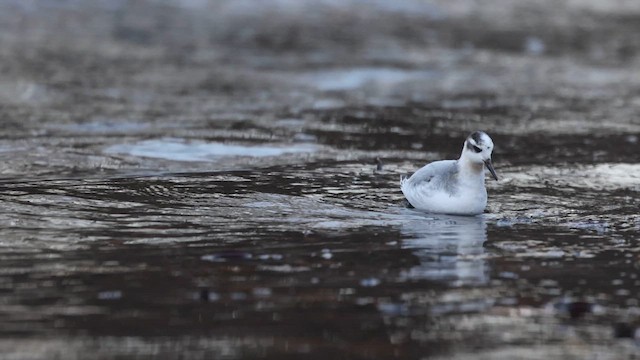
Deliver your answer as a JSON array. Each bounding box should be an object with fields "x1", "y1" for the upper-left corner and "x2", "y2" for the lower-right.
[
  {"x1": 1, "y1": 0, "x2": 640, "y2": 359},
  {"x1": 106, "y1": 139, "x2": 319, "y2": 162}
]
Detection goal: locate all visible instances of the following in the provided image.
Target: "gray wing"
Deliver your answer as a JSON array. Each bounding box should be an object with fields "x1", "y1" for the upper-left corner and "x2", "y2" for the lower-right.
[{"x1": 401, "y1": 160, "x2": 459, "y2": 196}]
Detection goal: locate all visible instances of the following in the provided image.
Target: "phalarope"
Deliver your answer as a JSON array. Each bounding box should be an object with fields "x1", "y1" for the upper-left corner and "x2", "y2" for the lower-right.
[{"x1": 400, "y1": 131, "x2": 498, "y2": 215}]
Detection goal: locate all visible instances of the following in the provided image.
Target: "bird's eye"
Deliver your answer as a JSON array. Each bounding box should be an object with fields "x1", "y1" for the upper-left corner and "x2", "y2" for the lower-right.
[{"x1": 473, "y1": 145, "x2": 482, "y2": 153}]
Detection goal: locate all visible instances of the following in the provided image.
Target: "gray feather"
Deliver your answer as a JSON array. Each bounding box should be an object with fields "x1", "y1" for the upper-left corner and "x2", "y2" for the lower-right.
[{"x1": 403, "y1": 160, "x2": 459, "y2": 196}]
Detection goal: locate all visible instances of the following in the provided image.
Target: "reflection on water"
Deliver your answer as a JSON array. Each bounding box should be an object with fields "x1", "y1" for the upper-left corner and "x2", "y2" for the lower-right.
[
  {"x1": 105, "y1": 138, "x2": 319, "y2": 162},
  {"x1": 298, "y1": 67, "x2": 439, "y2": 91},
  {"x1": 400, "y1": 212, "x2": 487, "y2": 286}
]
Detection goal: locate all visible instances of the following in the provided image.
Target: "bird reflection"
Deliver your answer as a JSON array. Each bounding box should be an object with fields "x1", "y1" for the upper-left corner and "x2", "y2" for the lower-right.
[{"x1": 400, "y1": 211, "x2": 488, "y2": 286}]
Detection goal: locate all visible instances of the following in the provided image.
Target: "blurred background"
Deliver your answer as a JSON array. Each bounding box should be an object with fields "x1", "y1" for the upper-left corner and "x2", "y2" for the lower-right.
[{"x1": 0, "y1": 0, "x2": 640, "y2": 359}]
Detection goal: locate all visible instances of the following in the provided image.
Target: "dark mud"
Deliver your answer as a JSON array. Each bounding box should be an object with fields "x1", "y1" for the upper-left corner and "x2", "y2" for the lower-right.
[{"x1": 1, "y1": 0, "x2": 640, "y2": 359}]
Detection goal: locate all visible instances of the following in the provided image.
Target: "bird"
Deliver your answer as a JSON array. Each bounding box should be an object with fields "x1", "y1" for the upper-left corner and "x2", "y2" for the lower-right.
[{"x1": 400, "y1": 131, "x2": 498, "y2": 215}]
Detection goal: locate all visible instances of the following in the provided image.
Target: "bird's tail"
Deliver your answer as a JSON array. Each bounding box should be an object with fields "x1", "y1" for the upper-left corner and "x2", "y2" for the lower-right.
[
  {"x1": 399, "y1": 175, "x2": 413, "y2": 208},
  {"x1": 400, "y1": 174, "x2": 408, "y2": 186}
]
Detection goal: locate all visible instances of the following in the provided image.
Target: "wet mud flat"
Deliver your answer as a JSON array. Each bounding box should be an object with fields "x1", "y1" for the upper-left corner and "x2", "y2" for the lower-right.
[{"x1": 1, "y1": 0, "x2": 640, "y2": 359}]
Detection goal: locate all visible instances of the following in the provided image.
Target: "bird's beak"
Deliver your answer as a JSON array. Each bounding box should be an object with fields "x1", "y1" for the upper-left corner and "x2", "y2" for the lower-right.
[{"x1": 484, "y1": 159, "x2": 498, "y2": 181}]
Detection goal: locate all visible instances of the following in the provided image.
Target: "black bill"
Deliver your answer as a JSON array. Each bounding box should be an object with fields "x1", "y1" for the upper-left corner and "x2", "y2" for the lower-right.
[{"x1": 484, "y1": 159, "x2": 498, "y2": 181}]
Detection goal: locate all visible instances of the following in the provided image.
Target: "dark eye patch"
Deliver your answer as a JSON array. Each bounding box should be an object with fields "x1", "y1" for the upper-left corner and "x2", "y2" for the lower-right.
[{"x1": 466, "y1": 141, "x2": 483, "y2": 153}]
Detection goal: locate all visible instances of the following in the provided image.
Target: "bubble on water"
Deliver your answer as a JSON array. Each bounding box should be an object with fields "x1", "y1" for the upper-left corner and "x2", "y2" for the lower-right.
[
  {"x1": 360, "y1": 278, "x2": 381, "y2": 287},
  {"x1": 274, "y1": 118, "x2": 305, "y2": 127},
  {"x1": 496, "y1": 219, "x2": 515, "y2": 227},
  {"x1": 98, "y1": 290, "x2": 122, "y2": 300},
  {"x1": 616, "y1": 289, "x2": 630, "y2": 296},
  {"x1": 519, "y1": 250, "x2": 565, "y2": 259},
  {"x1": 377, "y1": 302, "x2": 408, "y2": 316},
  {"x1": 495, "y1": 216, "x2": 534, "y2": 227},
  {"x1": 258, "y1": 254, "x2": 284, "y2": 261},
  {"x1": 197, "y1": 290, "x2": 220, "y2": 302},
  {"x1": 339, "y1": 288, "x2": 356, "y2": 295},
  {"x1": 498, "y1": 272, "x2": 518, "y2": 279},
  {"x1": 355, "y1": 297, "x2": 375, "y2": 306},
  {"x1": 498, "y1": 297, "x2": 518, "y2": 305},
  {"x1": 566, "y1": 220, "x2": 609, "y2": 234},
  {"x1": 312, "y1": 98, "x2": 346, "y2": 109},
  {"x1": 230, "y1": 292, "x2": 247, "y2": 301},
  {"x1": 257, "y1": 264, "x2": 310, "y2": 272},
  {"x1": 293, "y1": 133, "x2": 317, "y2": 143},
  {"x1": 202, "y1": 251, "x2": 253, "y2": 262},
  {"x1": 252, "y1": 287, "x2": 272, "y2": 297},
  {"x1": 539, "y1": 279, "x2": 558, "y2": 287},
  {"x1": 524, "y1": 36, "x2": 546, "y2": 55}
]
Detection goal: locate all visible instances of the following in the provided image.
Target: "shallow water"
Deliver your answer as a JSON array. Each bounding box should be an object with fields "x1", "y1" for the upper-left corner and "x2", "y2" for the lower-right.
[{"x1": 1, "y1": 0, "x2": 640, "y2": 359}]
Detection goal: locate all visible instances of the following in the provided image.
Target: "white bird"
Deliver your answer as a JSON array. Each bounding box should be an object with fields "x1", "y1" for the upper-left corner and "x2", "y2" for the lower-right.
[{"x1": 400, "y1": 131, "x2": 498, "y2": 215}]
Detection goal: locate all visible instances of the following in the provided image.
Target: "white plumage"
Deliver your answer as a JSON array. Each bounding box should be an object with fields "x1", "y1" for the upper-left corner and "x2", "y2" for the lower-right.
[{"x1": 401, "y1": 131, "x2": 498, "y2": 216}]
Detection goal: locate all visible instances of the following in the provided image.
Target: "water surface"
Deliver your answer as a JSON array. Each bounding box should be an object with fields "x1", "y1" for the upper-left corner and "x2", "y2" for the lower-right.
[{"x1": 1, "y1": 0, "x2": 640, "y2": 359}]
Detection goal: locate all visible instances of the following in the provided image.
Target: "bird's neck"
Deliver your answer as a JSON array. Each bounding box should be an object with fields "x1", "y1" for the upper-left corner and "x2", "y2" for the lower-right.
[{"x1": 458, "y1": 157, "x2": 485, "y2": 179}]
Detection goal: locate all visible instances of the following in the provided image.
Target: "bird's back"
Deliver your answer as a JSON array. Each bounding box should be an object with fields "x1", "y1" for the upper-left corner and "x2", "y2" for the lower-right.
[{"x1": 401, "y1": 160, "x2": 458, "y2": 200}]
